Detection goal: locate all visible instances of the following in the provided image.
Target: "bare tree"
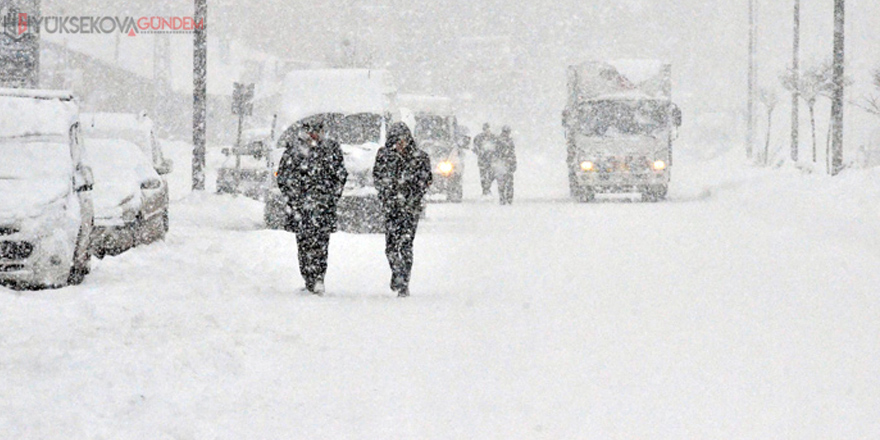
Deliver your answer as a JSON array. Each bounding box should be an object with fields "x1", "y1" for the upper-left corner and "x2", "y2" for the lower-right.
[
  {"x1": 759, "y1": 87, "x2": 779, "y2": 166},
  {"x1": 855, "y1": 68, "x2": 880, "y2": 118},
  {"x1": 781, "y1": 62, "x2": 834, "y2": 163}
]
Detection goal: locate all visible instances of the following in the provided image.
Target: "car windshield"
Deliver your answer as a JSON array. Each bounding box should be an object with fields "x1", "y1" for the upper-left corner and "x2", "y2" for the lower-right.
[
  {"x1": 576, "y1": 100, "x2": 670, "y2": 137},
  {"x1": 337, "y1": 113, "x2": 382, "y2": 145},
  {"x1": 0, "y1": 135, "x2": 72, "y2": 180},
  {"x1": 86, "y1": 139, "x2": 154, "y2": 184},
  {"x1": 87, "y1": 128, "x2": 150, "y2": 151},
  {"x1": 415, "y1": 115, "x2": 450, "y2": 141}
]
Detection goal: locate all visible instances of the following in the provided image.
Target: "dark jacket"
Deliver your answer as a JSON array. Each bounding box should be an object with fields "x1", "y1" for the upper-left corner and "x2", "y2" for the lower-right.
[
  {"x1": 496, "y1": 134, "x2": 517, "y2": 174},
  {"x1": 276, "y1": 133, "x2": 348, "y2": 234},
  {"x1": 473, "y1": 131, "x2": 497, "y2": 162},
  {"x1": 373, "y1": 123, "x2": 433, "y2": 216}
]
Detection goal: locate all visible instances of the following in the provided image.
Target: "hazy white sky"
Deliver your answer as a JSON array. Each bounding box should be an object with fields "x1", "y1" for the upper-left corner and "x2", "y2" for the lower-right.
[{"x1": 47, "y1": 0, "x2": 880, "y2": 148}]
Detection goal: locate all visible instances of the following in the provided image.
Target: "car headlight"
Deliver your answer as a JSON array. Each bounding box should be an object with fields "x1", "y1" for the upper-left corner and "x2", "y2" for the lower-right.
[
  {"x1": 653, "y1": 160, "x2": 666, "y2": 171},
  {"x1": 580, "y1": 161, "x2": 594, "y2": 172},
  {"x1": 437, "y1": 161, "x2": 454, "y2": 176}
]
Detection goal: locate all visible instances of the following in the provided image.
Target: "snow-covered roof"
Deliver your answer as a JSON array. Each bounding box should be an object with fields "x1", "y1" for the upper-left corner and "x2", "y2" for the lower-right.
[
  {"x1": 570, "y1": 60, "x2": 671, "y2": 101},
  {"x1": 0, "y1": 91, "x2": 79, "y2": 138},
  {"x1": 279, "y1": 69, "x2": 397, "y2": 130},
  {"x1": 399, "y1": 95, "x2": 454, "y2": 115},
  {"x1": 0, "y1": 88, "x2": 75, "y2": 101}
]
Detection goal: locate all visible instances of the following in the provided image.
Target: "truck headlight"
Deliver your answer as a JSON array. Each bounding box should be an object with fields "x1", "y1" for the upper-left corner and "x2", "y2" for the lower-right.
[
  {"x1": 437, "y1": 161, "x2": 454, "y2": 176},
  {"x1": 580, "y1": 161, "x2": 594, "y2": 172},
  {"x1": 653, "y1": 160, "x2": 666, "y2": 171}
]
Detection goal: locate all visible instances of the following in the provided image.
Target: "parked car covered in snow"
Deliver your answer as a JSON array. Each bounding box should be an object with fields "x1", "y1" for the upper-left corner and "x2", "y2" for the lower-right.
[
  {"x1": 81, "y1": 112, "x2": 173, "y2": 176},
  {"x1": 84, "y1": 138, "x2": 170, "y2": 258},
  {"x1": 0, "y1": 89, "x2": 94, "y2": 289}
]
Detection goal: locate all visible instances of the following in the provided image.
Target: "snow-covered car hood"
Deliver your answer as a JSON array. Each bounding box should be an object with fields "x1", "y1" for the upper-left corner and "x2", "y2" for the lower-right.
[
  {"x1": 0, "y1": 139, "x2": 74, "y2": 220},
  {"x1": 85, "y1": 139, "x2": 149, "y2": 220},
  {"x1": 0, "y1": 178, "x2": 71, "y2": 221}
]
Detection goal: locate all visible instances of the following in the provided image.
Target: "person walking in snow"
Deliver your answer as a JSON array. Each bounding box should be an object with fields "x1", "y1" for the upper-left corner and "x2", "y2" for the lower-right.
[
  {"x1": 495, "y1": 126, "x2": 517, "y2": 205},
  {"x1": 472, "y1": 123, "x2": 498, "y2": 197},
  {"x1": 373, "y1": 122, "x2": 433, "y2": 298},
  {"x1": 276, "y1": 118, "x2": 348, "y2": 295}
]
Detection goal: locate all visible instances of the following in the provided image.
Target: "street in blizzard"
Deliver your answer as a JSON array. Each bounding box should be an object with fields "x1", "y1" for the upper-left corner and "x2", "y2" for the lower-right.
[{"x1": 1, "y1": 0, "x2": 879, "y2": 438}]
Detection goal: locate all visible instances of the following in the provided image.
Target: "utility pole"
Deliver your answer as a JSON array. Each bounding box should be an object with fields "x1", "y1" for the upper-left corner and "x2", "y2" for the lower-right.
[
  {"x1": 830, "y1": 0, "x2": 845, "y2": 175},
  {"x1": 791, "y1": 0, "x2": 801, "y2": 163},
  {"x1": 747, "y1": 0, "x2": 756, "y2": 160},
  {"x1": 193, "y1": 0, "x2": 207, "y2": 191}
]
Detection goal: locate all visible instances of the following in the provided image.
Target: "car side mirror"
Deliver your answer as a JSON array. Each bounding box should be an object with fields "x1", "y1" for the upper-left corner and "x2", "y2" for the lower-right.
[
  {"x1": 156, "y1": 159, "x2": 174, "y2": 175},
  {"x1": 141, "y1": 178, "x2": 162, "y2": 190},
  {"x1": 75, "y1": 165, "x2": 94, "y2": 192},
  {"x1": 221, "y1": 148, "x2": 231, "y2": 156}
]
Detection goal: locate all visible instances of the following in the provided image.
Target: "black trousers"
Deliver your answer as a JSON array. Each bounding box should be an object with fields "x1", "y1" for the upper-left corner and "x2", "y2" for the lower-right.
[
  {"x1": 497, "y1": 172, "x2": 515, "y2": 205},
  {"x1": 478, "y1": 157, "x2": 495, "y2": 195},
  {"x1": 296, "y1": 232, "x2": 330, "y2": 289},
  {"x1": 385, "y1": 212, "x2": 419, "y2": 291}
]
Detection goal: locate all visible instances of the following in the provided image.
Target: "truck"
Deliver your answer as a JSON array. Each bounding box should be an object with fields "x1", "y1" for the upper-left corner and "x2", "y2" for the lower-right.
[
  {"x1": 563, "y1": 60, "x2": 681, "y2": 202},
  {"x1": 399, "y1": 94, "x2": 470, "y2": 203},
  {"x1": 264, "y1": 69, "x2": 398, "y2": 233}
]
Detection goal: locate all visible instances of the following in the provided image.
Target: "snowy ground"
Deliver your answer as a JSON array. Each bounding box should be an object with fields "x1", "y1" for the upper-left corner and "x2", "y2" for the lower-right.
[{"x1": 2, "y1": 145, "x2": 880, "y2": 438}]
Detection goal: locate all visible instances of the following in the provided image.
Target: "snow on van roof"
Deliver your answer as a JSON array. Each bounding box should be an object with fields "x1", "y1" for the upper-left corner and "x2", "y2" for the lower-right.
[
  {"x1": 0, "y1": 92, "x2": 79, "y2": 138},
  {"x1": 81, "y1": 112, "x2": 153, "y2": 135},
  {"x1": 399, "y1": 95, "x2": 454, "y2": 115},
  {"x1": 279, "y1": 69, "x2": 396, "y2": 130}
]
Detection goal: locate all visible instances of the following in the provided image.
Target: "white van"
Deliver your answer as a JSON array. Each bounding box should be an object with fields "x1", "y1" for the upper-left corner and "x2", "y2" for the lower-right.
[{"x1": 0, "y1": 89, "x2": 94, "y2": 288}]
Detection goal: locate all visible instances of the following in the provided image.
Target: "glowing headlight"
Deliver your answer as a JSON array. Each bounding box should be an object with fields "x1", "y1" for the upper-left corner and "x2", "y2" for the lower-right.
[
  {"x1": 438, "y1": 161, "x2": 454, "y2": 175},
  {"x1": 653, "y1": 160, "x2": 667, "y2": 171},
  {"x1": 580, "y1": 161, "x2": 594, "y2": 172}
]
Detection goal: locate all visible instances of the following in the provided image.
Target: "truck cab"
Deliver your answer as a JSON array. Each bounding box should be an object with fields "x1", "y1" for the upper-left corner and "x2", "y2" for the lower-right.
[{"x1": 564, "y1": 61, "x2": 681, "y2": 202}]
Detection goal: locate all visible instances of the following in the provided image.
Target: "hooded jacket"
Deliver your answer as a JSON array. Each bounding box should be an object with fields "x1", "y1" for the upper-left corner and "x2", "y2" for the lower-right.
[
  {"x1": 373, "y1": 122, "x2": 433, "y2": 215},
  {"x1": 276, "y1": 124, "x2": 348, "y2": 234}
]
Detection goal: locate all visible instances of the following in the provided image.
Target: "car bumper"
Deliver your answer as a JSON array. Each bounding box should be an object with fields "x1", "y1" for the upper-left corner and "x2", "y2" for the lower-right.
[
  {"x1": 90, "y1": 224, "x2": 136, "y2": 256},
  {"x1": 0, "y1": 232, "x2": 74, "y2": 287},
  {"x1": 577, "y1": 171, "x2": 669, "y2": 192}
]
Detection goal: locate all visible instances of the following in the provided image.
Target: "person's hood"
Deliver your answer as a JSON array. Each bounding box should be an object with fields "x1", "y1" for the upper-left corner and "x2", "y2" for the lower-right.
[
  {"x1": 0, "y1": 177, "x2": 71, "y2": 221},
  {"x1": 385, "y1": 122, "x2": 416, "y2": 152}
]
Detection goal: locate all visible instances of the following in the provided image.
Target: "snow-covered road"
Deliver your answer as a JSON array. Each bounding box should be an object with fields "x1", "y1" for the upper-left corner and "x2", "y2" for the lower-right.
[{"x1": 3, "y1": 159, "x2": 880, "y2": 438}]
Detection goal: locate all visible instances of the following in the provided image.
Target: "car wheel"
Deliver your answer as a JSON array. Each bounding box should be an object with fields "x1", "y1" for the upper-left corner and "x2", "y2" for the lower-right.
[{"x1": 576, "y1": 186, "x2": 596, "y2": 203}]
